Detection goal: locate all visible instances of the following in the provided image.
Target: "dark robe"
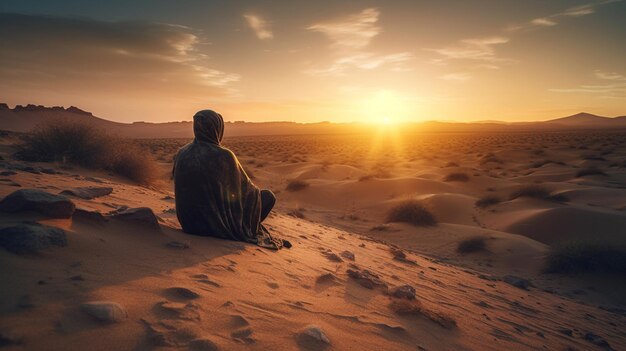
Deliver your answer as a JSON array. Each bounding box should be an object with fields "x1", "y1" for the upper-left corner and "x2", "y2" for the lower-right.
[{"x1": 173, "y1": 110, "x2": 282, "y2": 249}]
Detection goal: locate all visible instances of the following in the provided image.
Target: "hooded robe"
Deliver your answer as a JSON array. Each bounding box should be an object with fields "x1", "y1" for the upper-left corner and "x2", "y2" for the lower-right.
[{"x1": 173, "y1": 110, "x2": 282, "y2": 249}]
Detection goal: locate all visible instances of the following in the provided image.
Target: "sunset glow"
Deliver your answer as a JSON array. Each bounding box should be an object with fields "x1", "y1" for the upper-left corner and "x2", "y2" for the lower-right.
[{"x1": 0, "y1": 1, "x2": 625, "y2": 123}]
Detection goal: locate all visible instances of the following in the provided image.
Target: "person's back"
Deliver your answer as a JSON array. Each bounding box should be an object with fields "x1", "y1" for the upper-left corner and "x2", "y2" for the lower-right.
[{"x1": 173, "y1": 110, "x2": 283, "y2": 249}]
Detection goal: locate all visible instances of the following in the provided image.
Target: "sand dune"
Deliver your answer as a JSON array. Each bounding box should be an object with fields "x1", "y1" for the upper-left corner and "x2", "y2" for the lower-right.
[{"x1": 1, "y1": 129, "x2": 626, "y2": 350}]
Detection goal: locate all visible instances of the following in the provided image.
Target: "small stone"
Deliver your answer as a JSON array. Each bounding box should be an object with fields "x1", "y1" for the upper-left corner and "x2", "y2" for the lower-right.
[
  {"x1": 584, "y1": 332, "x2": 610, "y2": 348},
  {"x1": 166, "y1": 241, "x2": 190, "y2": 249},
  {"x1": 165, "y1": 287, "x2": 200, "y2": 299},
  {"x1": 189, "y1": 338, "x2": 219, "y2": 351},
  {"x1": 340, "y1": 250, "x2": 355, "y2": 261},
  {"x1": 61, "y1": 187, "x2": 113, "y2": 200},
  {"x1": 503, "y1": 275, "x2": 532, "y2": 290},
  {"x1": 391, "y1": 285, "x2": 416, "y2": 300},
  {"x1": 80, "y1": 301, "x2": 127, "y2": 323},
  {"x1": 347, "y1": 268, "x2": 387, "y2": 289},
  {"x1": 300, "y1": 325, "x2": 330, "y2": 345},
  {"x1": 0, "y1": 189, "x2": 75, "y2": 218},
  {"x1": 559, "y1": 328, "x2": 573, "y2": 336},
  {"x1": 109, "y1": 207, "x2": 160, "y2": 230},
  {"x1": 0, "y1": 222, "x2": 67, "y2": 254},
  {"x1": 72, "y1": 208, "x2": 107, "y2": 224}
]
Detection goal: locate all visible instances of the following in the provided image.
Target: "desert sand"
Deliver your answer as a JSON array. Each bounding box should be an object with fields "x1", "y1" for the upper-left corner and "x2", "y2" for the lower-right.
[{"x1": 1, "y1": 129, "x2": 625, "y2": 350}]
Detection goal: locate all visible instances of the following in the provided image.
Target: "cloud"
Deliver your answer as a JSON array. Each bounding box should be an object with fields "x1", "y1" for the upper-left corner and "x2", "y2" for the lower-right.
[
  {"x1": 594, "y1": 69, "x2": 626, "y2": 81},
  {"x1": 550, "y1": 70, "x2": 626, "y2": 98},
  {"x1": 441, "y1": 73, "x2": 472, "y2": 81},
  {"x1": 531, "y1": 18, "x2": 557, "y2": 26},
  {"x1": 307, "y1": 52, "x2": 412, "y2": 76},
  {"x1": 306, "y1": 8, "x2": 411, "y2": 76},
  {"x1": 243, "y1": 13, "x2": 273, "y2": 40},
  {"x1": 307, "y1": 8, "x2": 380, "y2": 51},
  {"x1": 526, "y1": 0, "x2": 621, "y2": 29},
  {"x1": 428, "y1": 36, "x2": 511, "y2": 65},
  {"x1": 0, "y1": 13, "x2": 239, "y2": 100}
]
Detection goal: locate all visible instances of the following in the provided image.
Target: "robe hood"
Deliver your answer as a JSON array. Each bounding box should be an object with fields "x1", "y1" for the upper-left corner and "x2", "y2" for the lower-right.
[{"x1": 193, "y1": 110, "x2": 224, "y2": 145}]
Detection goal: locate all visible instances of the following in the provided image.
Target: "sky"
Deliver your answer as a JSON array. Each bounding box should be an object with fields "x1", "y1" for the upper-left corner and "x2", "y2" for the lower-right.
[{"x1": 1, "y1": 0, "x2": 625, "y2": 123}]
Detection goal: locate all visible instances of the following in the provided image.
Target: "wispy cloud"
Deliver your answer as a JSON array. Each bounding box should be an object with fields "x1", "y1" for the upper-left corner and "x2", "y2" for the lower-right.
[
  {"x1": 243, "y1": 13, "x2": 273, "y2": 40},
  {"x1": 428, "y1": 36, "x2": 512, "y2": 66},
  {"x1": 526, "y1": 0, "x2": 620, "y2": 29},
  {"x1": 550, "y1": 70, "x2": 626, "y2": 98},
  {"x1": 441, "y1": 73, "x2": 472, "y2": 81},
  {"x1": 307, "y1": 8, "x2": 380, "y2": 51},
  {"x1": 306, "y1": 8, "x2": 411, "y2": 76},
  {"x1": 0, "y1": 13, "x2": 239, "y2": 98}
]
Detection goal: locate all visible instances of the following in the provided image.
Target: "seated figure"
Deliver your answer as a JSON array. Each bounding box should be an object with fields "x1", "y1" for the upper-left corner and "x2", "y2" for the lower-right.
[{"x1": 173, "y1": 110, "x2": 284, "y2": 249}]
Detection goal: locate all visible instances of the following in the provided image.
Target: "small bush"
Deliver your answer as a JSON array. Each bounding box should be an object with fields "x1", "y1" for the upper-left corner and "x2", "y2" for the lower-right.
[
  {"x1": 576, "y1": 167, "x2": 607, "y2": 178},
  {"x1": 545, "y1": 241, "x2": 626, "y2": 274},
  {"x1": 16, "y1": 121, "x2": 157, "y2": 184},
  {"x1": 285, "y1": 179, "x2": 309, "y2": 192},
  {"x1": 457, "y1": 237, "x2": 487, "y2": 254},
  {"x1": 444, "y1": 172, "x2": 470, "y2": 182},
  {"x1": 508, "y1": 185, "x2": 568, "y2": 202},
  {"x1": 385, "y1": 200, "x2": 436, "y2": 226},
  {"x1": 475, "y1": 195, "x2": 501, "y2": 208}
]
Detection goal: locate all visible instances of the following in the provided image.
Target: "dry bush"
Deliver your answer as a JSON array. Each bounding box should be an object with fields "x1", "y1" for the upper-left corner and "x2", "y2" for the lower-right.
[
  {"x1": 385, "y1": 200, "x2": 436, "y2": 226},
  {"x1": 285, "y1": 179, "x2": 310, "y2": 192},
  {"x1": 457, "y1": 237, "x2": 487, "y2": 254},
  {"x1": 389, "y1": 300, "x2": 456, "y2": 329},
  {"x1": 444, "y1": 172, "x2": 470, "y2": 182},
  {"x1": 545, "y1": 241, "x2": 626, "y2": 274},
  {"x1": 475, "y1": 195, "x2": 502, "y2": 208},
  {"x1": 576, "y1": 167, "x2": 607, "y2": 178},
  {"x1": 17, "y1": 120, "x2": 157, "y2": 184},
  {"x1": 508, "y1": 185, "x2": 568, "y2": 202}
]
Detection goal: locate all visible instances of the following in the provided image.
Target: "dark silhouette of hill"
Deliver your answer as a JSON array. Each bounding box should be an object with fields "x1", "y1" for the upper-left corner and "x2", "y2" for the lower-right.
[{"x1": 1, "y1": 103, "x2": 625, "y2": 138}]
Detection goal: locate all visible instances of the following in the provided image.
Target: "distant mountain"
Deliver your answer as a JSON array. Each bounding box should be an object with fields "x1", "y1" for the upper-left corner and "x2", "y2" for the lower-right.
[
  {"x1": 1, "y1": 103, "x2": 625, "y2": 138},
  {"x1": 544, "y1": 112, "x2": 626, "y2": 127}
]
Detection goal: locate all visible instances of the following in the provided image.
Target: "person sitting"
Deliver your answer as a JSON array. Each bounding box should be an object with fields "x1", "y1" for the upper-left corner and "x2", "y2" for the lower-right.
[{"x1": 172, "y1": 109, "x2": 286, "y2": 249}]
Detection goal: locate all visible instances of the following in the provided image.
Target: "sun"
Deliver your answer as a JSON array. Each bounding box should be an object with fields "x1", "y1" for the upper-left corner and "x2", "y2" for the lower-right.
[{"x1": 359, "y1": 90, "x2": 408, "y2": 125}]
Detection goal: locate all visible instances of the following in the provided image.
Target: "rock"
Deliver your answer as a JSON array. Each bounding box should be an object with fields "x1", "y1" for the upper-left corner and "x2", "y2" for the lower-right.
[
  {"x1": 72, "y1": 209, "x2": 107, "y2": 224},
  {"x1": 390, "y1": 248, "x2": 417, "y2": 265},
  {"x1": 340, "y1": 250, "x2": 355, "y2": 261},
  {"x1": 0, "y1": 189, "x2": 75, "y2": 218},
  {"x1": 0, "y1": 171, "x2": 17, "y2": 176},
  {"x1": 109, "y1": 207, "x2": 159, "y2": 230},
  {"x1": 0, "y1": 222, "x2": 67, "y2": 253},
  {"x1": 584, "y1": 332, "x2": 611, "y2": 348},
  {"x1": 165, "y1": 287, "x2": 200, "y2": 299},
  {"x1": 282, "y1": 239, "x2": 292, "y2": 249},
  {"x1": 503, "y1": 275, "x2": 532, "y2": 290},
  {"x1": 189, "y1": 338, "x2": 219, "y2": 351},
  {"x1": 299, "y1": 325, "x2": 330, "y2": 345},
  {"x1": 166, "y1": 241, "x2": 190, "y2": 249},
  {"x1": 322, "y1": 250, "x2": 343, "y2": 262},
  {"x1": 41, "y1": 168, "x2": 59, "y2": 175},
  {"x1": 61, "y1": 187, "x2": 113, "y2": 199},
  {"x1": 391, "y1": 285, "x2": 416, "y2": 300},
  {"x1": 80, "y1": 301, "x2": 127, "y2": 323},
  {"x1": 347, "y1": 268, "x2": 387, "y2": 289}
]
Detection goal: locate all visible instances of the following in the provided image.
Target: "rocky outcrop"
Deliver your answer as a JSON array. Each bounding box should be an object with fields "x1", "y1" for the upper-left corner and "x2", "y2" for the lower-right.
[
  {"x1": 0, "y1": 189, "x2": 75, "y2": 218},
  {"x1": 0, "y1": 222, "x2": 67, "y2": 253}
]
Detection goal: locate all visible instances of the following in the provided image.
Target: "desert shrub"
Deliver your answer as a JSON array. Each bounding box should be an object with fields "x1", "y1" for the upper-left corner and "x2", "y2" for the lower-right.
[
  {"x1": 575, "y1": 167, "x2": 607, "y2": 178},
  {"x1": 475, "y1": 195, "x2": 501, "y2": 208},
  {"x1": 444, "y1": 172, "x2": 470, "y2": 182},
  {"x1": 285, "y1": 179, "x2": 309, "y2": 192},
  {"x1": 545, "y1": 241, "x2": 626, "y2": 274},
  {"x1": 385, "y1": 200, "x2": 436, "y2": 226},
  {"x1": 457, "y1": 237, "x2": 487, "y2": 254},
  {"x1": 16, "y1": 120, "x2": 157, "y2": 184},
  {"x1": 508, "y1": 185, "x2": 568, "y2": 202}
]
